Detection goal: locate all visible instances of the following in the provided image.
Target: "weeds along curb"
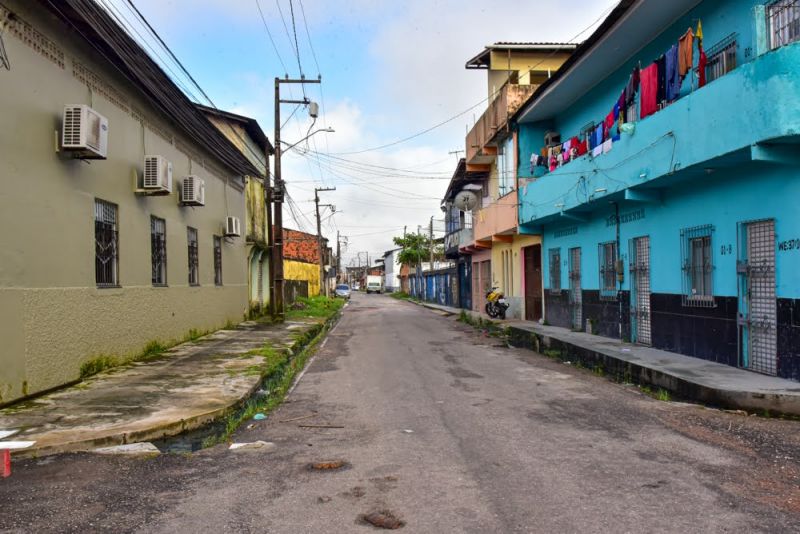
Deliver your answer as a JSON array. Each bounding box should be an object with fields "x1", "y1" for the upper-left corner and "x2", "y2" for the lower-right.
[{"x1": 201, "y1": 309, "x2": 343, "y2": 448}]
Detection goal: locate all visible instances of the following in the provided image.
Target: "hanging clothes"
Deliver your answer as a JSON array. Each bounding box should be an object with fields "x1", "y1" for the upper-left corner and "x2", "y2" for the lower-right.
[
  {"x1": 665, "y1": 44, "x2": 680, "y2": 102},
  {"x1": 604, "y1": 110, "x2": 615, "y2": 140},
  {"x1": 655, "y1": 54, "x2": 666, "y2": 105},
  {"x1": 697, "y1": 45, "x2": 708, "y2": 88},
  {"x1": 617, "y1": 91, "x2": 626, "y2": 125},
  {"x1": 696, "y1": 19, "x2": 704, "y2": 41},
  {"x1": 639, "y1": 63, "x2": 658, "y2": 119},
  {"x1": 594, "y1": 124, "x2": 603, "y2": 148},
  {"x1": 678, "y1": 28, "x2": 694, "y2": 77},
  {"x1": 612, "y1": 101, "x2": 621, "y2": 141},
  {"x1": 625, "y1": 66, "x2": 640, "y2": 108}
]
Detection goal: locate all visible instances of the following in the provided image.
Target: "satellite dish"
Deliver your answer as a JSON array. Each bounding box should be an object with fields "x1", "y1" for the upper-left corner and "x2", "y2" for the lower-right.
[{"x1": 454, "y1": 190, "x2": 478, "y2": 211}]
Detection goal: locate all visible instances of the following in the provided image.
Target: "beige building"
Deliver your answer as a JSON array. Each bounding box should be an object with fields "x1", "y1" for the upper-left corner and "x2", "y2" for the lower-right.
[
  {"x1": 198, "y1": 105, "x2": 274, "y2": 316},
  {"x1": 0, "y1": 1, "x2": 261, "y2": 404}
]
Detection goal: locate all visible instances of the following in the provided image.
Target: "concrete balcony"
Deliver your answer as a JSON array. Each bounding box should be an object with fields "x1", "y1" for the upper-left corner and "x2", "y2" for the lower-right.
[
  {"x1": 466, "y1": 84, "x2": 537, "y2": 167},
  {"x1": 518, "y1": 42, "x2": 800, "y2": 229},
  {"x1": 472, "y1": 190, "x2": 518, "y2": 247},
  {"x1": 444, "y1": 226, "x2": 473, "y2": 258}
]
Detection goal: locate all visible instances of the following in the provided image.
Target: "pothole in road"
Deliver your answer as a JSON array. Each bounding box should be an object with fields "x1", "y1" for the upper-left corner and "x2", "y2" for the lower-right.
[
  {"x1": 360, "y1": 510, "x2": 405, "y2": 530},
  {"x1": 308, "y1": 459, "x2": 350, "y2": 471}
]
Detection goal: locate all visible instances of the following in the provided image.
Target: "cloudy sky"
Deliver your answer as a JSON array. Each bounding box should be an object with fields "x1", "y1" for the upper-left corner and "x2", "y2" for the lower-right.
[{"x1": 103, "y1": 0, "x2": 618, "y2": 267}]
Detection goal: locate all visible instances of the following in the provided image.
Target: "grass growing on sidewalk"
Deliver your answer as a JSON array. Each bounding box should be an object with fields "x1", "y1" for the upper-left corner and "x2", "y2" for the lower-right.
[
  {"x1": 389, "y1": 291, "x2": 413, "y2": 300},
  {"x1": 286, "y1": 296, "x2": 345, "y2": 320},
  {"x1": 201, "y1": 299, "x2": 342, "y2": 447}
]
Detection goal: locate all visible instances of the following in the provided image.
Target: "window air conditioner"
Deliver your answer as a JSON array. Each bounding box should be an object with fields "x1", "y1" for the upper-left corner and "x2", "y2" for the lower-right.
[
  {"x1": 180, "y1": 176, "x2": 205, "y2": 206},
  {"x1": 62, "y1": 105, "x2": 108, "y2": 159},
  {"x1": 224, "y1": 216, "x2": 241, "y2": 237},
  {"x1": 143, "y1": 155, "x2": 173, "y2": 193}
]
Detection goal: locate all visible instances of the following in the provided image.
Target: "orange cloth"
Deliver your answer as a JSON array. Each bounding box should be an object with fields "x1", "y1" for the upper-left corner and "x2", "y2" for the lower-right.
[{"x1": 678, "y1": 28, "x2": 694, "y2": 77}]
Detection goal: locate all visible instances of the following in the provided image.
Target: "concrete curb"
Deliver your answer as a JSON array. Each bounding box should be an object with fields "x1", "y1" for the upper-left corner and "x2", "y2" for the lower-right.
[
  {"x1": 409, "y1": 298, "x2": 800, "y2": 417},
  {"x1": 14, "y1": 311, "x2": 342, "y2": 458},
  {"x1": 505, "y1": 325, "x2": 800, "y2": 417}
]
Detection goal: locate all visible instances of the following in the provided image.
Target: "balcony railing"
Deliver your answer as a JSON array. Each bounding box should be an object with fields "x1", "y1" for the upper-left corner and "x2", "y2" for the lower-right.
[
  {"x1": 444, "y1": 226, "x2": 474, "y2": 257},
  {"x1": 466, "y1": 83, "x2": 537, "y2": 165},
  {"x1": 517, "y1": 43, "x2": 800, "y2": 228},
  {"x1": 473, "y1": 190, "x2": 518, "y2": 242}
]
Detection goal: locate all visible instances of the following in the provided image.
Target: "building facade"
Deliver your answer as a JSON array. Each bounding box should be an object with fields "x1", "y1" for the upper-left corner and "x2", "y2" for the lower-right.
[
  {"x1": 283, "y1": 228, "x2": 322, "y2": 299},
  {"x1": 382, "y1": 248, "x2": 402, "y2": 293},
  {"x1": 0, "y1": 0, "x2": 260, "y2": 403},
  {"x1": 199, "y1": 105, "x2": 273, "y2": 316},
  {"x1": 516, "y1": 0, "x2": 800, "y2": 380},
  {"x1": 460, "y1": 43, "x2": 575, "y2": 318}
]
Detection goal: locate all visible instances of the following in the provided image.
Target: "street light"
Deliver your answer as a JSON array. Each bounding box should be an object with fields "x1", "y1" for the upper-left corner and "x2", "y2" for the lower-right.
[{"x1": 280, "y1": 127, "x2": 335, "y2": 153}]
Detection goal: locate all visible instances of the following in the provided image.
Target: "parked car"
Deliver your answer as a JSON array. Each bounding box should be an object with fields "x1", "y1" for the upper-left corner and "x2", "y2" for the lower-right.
[{"x1": 334, "y1": 284, "x2": 351, "y2": 299}]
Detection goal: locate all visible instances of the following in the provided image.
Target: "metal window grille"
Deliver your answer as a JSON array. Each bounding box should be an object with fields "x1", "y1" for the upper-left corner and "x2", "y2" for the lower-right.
[
  {"x1": 706, "y1": 34, "x2": 737, "y2": 84},
  {"x1": 187, "y1": 227, "x2": 199, "y2": 286},
  {"x1": 740, "y1": 219, "x2": 777, "y2": 375},
  {"x1": 151, "y1": 217, "x2": 167, "y2": 285},
  {"x1": 568, "y1": 247, "x2": 582, "y2": 330},
  {"x1": 681, "y1": 224, "x2": 715, "y2": 307},
  {"x1": 94, "y1": 199, "x2": 118, "y2": 286},
  {"x1": 768, "y1": 0, "x2": 800, "y2": 49},
  {"x1": 629, "y1": 236, "x2": 652, "y2": 345},
  {"x1": 214, "y1": 236, "x2": 223, "y2": 286},
  {"x1": 598, "y1": 241, "x2": 617, "y2": 300},
  {"x1": 549, "y1": 248, "x2": 561, "y2": 295}
]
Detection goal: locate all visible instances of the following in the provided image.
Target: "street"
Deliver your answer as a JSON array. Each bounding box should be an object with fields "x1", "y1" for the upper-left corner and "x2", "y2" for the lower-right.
[{"x1": 2, "y1": 293, "x2": 799, "y2": 533}]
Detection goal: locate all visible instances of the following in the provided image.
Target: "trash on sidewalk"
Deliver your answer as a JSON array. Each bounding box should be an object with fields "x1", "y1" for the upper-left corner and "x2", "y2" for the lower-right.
[
  {"x1": 229, "y1": 441, "x2": 276, "y2": 452},
  {"x1": 402, "y1": 429, "x2": 414, "y2": 434},
  {"x1": 252, "y1": 413, "x2": 267, "y2": 421},
  {"x1": 93, "y1": 442, "x2": 161, "y2": 456},
  {"x1": 309, "y1": 460, "x2": 347, "y2": 470},
  {"x1": 1, "y1": 441, "x2": 36, "y2": 478},
  {"x1": 361, "y1": 510, "x2": 405, "y2": 530},
  {"x1": 0, "y1": 429, "x2": 20, "y2": 440},
  {"x1": 298, "y1": 424, "x2": 344, "y2": 429}
]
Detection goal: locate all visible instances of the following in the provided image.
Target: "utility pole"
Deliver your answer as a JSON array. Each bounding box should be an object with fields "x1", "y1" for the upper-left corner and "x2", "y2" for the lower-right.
[
  {"x1": 336, "y1": 231, "x2": 341, "y2": 284},
  {"x1": 429, "y1": 216, "x2": 434, "y2": 268},
  {"x1": 314, "y1": 186, "x2": 336, "y2": 297},
  {"x1": 272, "y1": 76, "x2": 322, "y2": 320}
]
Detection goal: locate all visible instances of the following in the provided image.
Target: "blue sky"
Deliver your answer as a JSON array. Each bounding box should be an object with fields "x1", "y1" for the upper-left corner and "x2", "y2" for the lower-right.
[{"x1": 104, "y1": 0, "x2": 618, "y2": 265}]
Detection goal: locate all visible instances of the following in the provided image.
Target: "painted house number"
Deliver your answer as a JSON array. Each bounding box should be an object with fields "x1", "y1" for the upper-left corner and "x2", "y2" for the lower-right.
[
  {"x1": 720, "y1": 244, "x2": 733, "y2": 255},
  {"x1": 779, "y1": 238, "x2": 800, "y2": 251}
]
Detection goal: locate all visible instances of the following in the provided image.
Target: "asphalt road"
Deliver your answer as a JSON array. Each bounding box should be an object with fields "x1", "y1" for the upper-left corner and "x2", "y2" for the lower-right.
[{"x1": 2, "y1": 293, "x2": 799, "y2": 533}]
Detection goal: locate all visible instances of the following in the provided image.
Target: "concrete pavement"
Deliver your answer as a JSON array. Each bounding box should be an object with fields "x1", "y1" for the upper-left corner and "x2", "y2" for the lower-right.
[
  {"x1": 1, "y1": 292, "x2": 798, "y2": 532},
  {"x1": 0, "y1": 315, "x2": 333, "y2": 457}
]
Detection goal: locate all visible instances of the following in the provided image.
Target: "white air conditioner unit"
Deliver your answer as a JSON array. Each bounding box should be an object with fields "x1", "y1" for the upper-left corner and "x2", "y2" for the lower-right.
[
  {"x1": 143, "y1": 155, "x2": 173, "y2": 193},
  {"x1": 62, "y1": 105, "x2": 108, "y2": 159},
  {"x1": 224, "y1": 216, "x2": 241, "y2": 237},
  {"x1": 180, "y1": 176, "x2": 205, "y2": 206}
]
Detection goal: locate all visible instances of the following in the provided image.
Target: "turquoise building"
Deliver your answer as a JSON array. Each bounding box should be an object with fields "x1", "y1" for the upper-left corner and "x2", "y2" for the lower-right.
[{"x1": 515, "y1": 0, "x2": 800, "y2": 380}]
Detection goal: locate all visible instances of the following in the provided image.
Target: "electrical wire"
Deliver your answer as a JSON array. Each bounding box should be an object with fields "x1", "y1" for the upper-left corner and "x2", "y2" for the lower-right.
[{"x1": 255, "y1": 0, "x2": 289, "y2": 76}]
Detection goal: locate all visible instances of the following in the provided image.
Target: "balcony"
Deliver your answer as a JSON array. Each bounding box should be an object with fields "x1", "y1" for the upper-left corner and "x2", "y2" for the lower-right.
[
  {"x1": 444, "y1": 226, "x2": 473, "y2": 258},
  {"x1": 518, "y1": 42, "x2": 800, "y2": 229},
  {"x1": 472, "y1": 190, "x2": 517, "y2": 245},
  {"x1": 466, "y1": 84, "x2": 537, "y2": 166}
]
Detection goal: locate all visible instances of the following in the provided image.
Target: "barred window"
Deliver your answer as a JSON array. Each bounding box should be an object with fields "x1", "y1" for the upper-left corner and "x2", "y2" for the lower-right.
[
  {"x1": 188, "y1": 227, "x2": 199, "y2": 286},
  {"x1": 598, "y1": 241, "x2": 618, "y2": 300},
  {"x1": 681, "y1": 225, "x2": 714, "y2": 307},
  {"x1": 213, "y1": 236, "x2": 223, "y2": 286},
  {"x1": 548, "y1": 248, "x2": 561, "y2": 294},
  {"x1": 768, "y1": 0, "x2": 800, "y2": 49},
  {"x1": 705, "y1": 34, "x2": 737, "y2": 84},
  {"x1": 151, "y1": 216, "x2": 167, "y2": 286},
  {"x1": 94, "y1": 199, "x2": 119, "y2": 286}
]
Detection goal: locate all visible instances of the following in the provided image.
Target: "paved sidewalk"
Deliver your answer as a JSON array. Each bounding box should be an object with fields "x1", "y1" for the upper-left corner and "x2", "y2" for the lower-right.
[
  {"x1": 0, "y1": 316, "x2": 333, "y2": 457},
  {"x1": 416, "y1": 300, "x2": 800, "y2": 415}
]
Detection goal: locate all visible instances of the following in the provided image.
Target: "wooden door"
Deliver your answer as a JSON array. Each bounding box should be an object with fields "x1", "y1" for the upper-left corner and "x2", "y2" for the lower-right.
[{"x1": 524, "y1": 245, "x2": 543, "y2": 321}]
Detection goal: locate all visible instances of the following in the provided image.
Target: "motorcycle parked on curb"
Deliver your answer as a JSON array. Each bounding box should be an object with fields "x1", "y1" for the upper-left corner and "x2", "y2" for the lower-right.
[{"x1": 485, "y1": 287, "x2": 509, "y2": 319}]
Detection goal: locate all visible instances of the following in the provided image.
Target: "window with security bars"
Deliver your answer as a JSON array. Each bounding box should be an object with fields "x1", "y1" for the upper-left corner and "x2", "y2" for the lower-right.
[
  {"x1": 681, "y1": 225, "x2": 714, "y2": 307},
  {"x1": 598, "y1": 241, "x2": 617, "y2": 300},
  {"x1": 768, "y1": 0, "x2": 800, "y2": 49},
  {"x1": 548, "y1": 248, "x2": 561, "y2": 294},
  {"x1": 705, "y1": 34, "x2": 737, "y2": 84},
  {"x1": 187, "y1": 227, "x2": 199, "y2": 286},
  {"x1": 151, "y1": 217, "x2": 167, "y2": 286},
  {"x1": 94, "y1": 199, "x2": 119, "y2": 286},
  {"x1": 213, "y1": 236, "x2": 223, "y2": 286}
]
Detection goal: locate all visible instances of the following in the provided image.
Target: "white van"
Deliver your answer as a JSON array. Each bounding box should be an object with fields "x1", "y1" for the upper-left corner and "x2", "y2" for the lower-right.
[{"x1": 366, "y1": 275, "x2": 383, "y2": 294}]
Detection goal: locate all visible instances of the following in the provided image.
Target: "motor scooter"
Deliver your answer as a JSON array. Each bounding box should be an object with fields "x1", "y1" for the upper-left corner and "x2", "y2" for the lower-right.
[{"x1": 485, "y1": 287, "x2": 509, "y2": 319}]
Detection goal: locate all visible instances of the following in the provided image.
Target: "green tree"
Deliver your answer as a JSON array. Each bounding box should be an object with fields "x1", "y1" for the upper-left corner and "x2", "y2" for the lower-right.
[{"x1": 392, "y1": 232, "x2": 443, "y2": 267}]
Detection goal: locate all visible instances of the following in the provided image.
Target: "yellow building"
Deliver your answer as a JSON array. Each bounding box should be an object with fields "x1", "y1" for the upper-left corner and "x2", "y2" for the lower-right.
[
  {"x1": 461, "y1": 43, "x2": 575, "y2": 319},
  {"x1": 0, "y1": 2, "x2": 260, "y2": 403}
]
